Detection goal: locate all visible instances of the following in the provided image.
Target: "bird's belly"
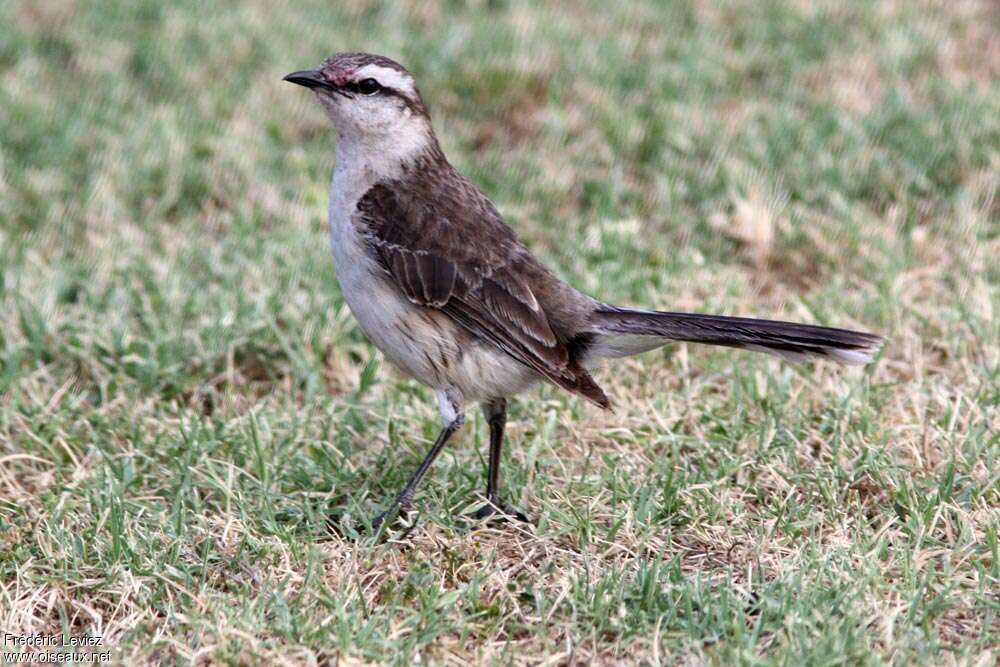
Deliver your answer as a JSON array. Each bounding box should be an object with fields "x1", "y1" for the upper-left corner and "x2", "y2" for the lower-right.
[
  {"x1": 338, "y1": 261, "x2": 460, "y2": 386},
  {"x1": 451, "y1": 341, "x2": 539, "y2": 402},
  {"x1": 342, "y1": 277, "x2": 539, "y2": 401}
]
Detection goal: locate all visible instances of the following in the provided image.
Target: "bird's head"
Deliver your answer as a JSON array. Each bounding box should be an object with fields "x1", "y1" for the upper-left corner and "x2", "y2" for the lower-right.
[{"x1": 284, "y1": 53, "x2": 432, "y2": 151}]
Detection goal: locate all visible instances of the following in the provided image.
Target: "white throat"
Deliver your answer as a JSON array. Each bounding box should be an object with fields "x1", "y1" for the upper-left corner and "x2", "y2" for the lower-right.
[
  {"x1": 329, "y1": 120, "x2": 432, "y2": 201},
  {"x1": 327, "y1": 123, "x2": 434, "y2": 272}
]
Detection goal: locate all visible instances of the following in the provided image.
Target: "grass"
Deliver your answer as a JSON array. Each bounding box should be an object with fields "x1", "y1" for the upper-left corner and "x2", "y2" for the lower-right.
[{"x1": 1, "y1": 0, "x2": 998, "y2": 663}]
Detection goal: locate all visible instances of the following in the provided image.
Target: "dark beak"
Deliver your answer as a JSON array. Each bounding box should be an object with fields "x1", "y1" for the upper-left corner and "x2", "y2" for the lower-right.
[{"x1": 282, "y1": 69, "x2": 331, "y2": 90}]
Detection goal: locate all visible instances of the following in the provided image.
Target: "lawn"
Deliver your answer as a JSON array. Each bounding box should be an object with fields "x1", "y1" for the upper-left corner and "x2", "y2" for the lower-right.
[{"x1": 1, "y1": 0, "x2": 998, "y2": 664}]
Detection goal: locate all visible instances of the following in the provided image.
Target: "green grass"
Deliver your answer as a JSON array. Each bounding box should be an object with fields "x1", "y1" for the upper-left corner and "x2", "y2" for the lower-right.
[{"x1": 1, "y1": 0, "x2": 998, "y2": 664}]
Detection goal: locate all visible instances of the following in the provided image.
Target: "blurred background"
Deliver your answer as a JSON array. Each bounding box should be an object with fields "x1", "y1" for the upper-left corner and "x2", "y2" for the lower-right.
[{"x1": 1, "y1": 0, "x2": 997, "y2": 664}]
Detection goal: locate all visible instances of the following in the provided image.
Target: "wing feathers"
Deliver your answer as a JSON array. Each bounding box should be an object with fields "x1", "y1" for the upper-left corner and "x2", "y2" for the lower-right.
[
  {"x1": 356, "y1": 177, "x2": 608, "y2": 409},
  {"x1": 480, "y1": 277, "x2": 559, "y2": 347},
  {"x1": 422, "y1": 252, "x2": 456, "y2": 306}
]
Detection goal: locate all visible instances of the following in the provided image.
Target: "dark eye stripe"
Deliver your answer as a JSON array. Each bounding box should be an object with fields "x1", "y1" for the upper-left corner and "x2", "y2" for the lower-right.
[
  {"x1": 339, "y1": 82, "x2": 423, "y2": 115},
  {"x1": 344, "y1": 78, "x2": 381, "y2": 95}
]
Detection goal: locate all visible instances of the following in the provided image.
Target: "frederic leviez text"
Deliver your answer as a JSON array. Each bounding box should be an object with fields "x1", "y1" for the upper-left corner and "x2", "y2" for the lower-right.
[{"x1": 4, "y1": 633, "x2": 110, "y2": 663}]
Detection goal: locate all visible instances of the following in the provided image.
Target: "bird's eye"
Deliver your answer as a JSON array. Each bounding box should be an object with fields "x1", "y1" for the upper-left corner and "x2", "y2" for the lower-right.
[{"x1": 357, "y1": 78, "x2": 380, "y2": 95}]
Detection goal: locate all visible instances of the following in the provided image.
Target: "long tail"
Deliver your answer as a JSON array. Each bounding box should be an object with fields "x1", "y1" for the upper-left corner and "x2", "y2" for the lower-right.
[{"x1": 590, "y1": 307, "x2": 885, "y2": 365}]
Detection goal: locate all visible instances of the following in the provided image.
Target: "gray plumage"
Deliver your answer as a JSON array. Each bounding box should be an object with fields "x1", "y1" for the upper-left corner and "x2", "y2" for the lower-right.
[{"x1": 284, "y1": 53, "x2": 886, "y2": 529}]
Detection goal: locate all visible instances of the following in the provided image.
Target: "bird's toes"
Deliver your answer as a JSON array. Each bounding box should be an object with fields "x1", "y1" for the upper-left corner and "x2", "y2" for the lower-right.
[
  {"x1": 325, "y1": 504, "x2": 419, "y2": 541},
  {"x1": 368, "y1": 505, "x2": 419, "y2": 537},
  {"x1": 467, "y1": 501, "x2": 531, "y2": 525}
]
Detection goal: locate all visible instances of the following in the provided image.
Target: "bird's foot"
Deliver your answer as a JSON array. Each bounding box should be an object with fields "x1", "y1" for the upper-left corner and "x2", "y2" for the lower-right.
[
  {"x1": 467, "y1": 499, "x2": 530, "y2": 524},
  {"x1": 325, "y1": 503, "x2": 419, "y2": 540},
  {"x1": 369, "y1": 502, "x2": 420, "y2": 536}
]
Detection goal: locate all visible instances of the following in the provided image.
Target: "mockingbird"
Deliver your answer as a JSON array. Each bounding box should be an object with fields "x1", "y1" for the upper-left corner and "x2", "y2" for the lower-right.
[{"x1": 284, "y1": 53, "x2": 884, "y2": 529}]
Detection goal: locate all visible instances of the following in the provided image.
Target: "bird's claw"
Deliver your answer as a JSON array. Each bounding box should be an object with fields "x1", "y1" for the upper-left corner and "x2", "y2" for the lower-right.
[
  {"x1": 467, "y1": 501, "x2": 530, "y2": 524},
  {"x1": 336, "y1": 504, "x2": 418, "y2": 540}
]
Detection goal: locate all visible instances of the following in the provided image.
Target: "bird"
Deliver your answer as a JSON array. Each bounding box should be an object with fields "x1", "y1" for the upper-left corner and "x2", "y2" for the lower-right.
[{"x1": 283, "y1": 53, "x2": 885, "y2": 530}]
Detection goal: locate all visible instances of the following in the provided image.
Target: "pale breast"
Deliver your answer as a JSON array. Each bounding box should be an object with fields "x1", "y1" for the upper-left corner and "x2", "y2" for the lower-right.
[{"x1": 328, "y1": 207, "x2": 459, "y2": 385}]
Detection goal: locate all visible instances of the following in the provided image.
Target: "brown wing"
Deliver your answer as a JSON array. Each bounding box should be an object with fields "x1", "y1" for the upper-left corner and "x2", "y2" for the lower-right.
[{"x1": 355, "y1": 171, "x2": 609, "y2": 409}]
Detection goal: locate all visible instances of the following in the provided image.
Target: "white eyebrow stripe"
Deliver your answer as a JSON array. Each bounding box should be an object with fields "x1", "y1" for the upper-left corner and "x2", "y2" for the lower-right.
[{"x1": 354, "y1": 64, "x2": 415, "y2": 96}]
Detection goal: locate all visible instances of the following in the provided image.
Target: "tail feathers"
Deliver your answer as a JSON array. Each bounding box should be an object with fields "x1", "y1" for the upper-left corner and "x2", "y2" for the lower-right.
[{"x1": 592, "y1": 307, "x2": 885, "y2": 365}]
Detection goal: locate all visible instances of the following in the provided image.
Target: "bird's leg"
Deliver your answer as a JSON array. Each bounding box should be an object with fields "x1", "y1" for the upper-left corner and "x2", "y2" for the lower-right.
[
  {"x1": 469, "y1": 398, "x2": 529, "y2": 523},
  {"x1": 371, "y1": 389, "x2": 464, "y2": 532},
  {"x1": 371, "y1": 415, "x2": 463, "y2": 531}
]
